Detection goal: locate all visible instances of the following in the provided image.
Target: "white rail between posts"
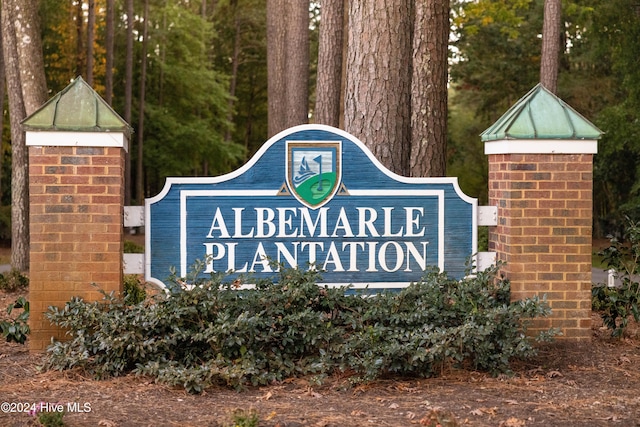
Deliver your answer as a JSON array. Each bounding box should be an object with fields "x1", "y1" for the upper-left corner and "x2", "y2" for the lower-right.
[
  {"x1": 123, "y1": 206, "x2": 145, "y2": 275},
  {"x1": 122, "y1": 205, "x2": 499, "y2": 276},
  {"x1": 476, "y1": 205, "x2": 498, "y2": 272}
]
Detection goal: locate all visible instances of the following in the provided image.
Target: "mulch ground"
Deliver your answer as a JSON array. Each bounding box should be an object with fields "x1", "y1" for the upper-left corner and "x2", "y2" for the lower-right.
[{"x1": 1, "y1": 286, "x2": 640, "y2": 427}]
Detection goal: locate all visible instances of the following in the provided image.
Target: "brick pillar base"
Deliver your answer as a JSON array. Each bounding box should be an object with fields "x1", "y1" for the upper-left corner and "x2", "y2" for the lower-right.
[
  {"x1": 488, "y1": 153, "x2": 593, "y2": 340},
  {"x1": 28, "y1": 146, "x2": 124, "y2": 351}
]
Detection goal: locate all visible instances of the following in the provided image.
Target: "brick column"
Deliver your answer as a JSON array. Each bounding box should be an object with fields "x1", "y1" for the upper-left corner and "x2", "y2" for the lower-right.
[
  {"x1": 488, "y1": 153, "x2": 593, "y2": 340},
  {"x1": 28, "y1": 146, "x2": 125, "y2": 351}
]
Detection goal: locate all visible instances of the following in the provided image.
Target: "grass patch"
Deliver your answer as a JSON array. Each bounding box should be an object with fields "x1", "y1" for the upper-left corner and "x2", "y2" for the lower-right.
[{"x1": 593, "y1": 251, "x2": 608, "y2": 269}]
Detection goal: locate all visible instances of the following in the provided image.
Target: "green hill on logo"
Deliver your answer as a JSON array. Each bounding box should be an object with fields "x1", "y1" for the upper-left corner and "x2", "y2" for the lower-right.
[{"x1": 295, "y1": 172, "x2": 336, "y2": 205}]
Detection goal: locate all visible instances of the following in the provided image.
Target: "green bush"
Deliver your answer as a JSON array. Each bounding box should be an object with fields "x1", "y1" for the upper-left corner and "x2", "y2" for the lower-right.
[
  {"x1": 593, "y1": 216, "x2": 640, "y2": 337},
  {"x1": 36, "y1": 410, "x2": 66, "y2": 427},
  {"x1": 44, "y1": 262, "x2": 557, "y2": 393},
  {"x1": 1, "y1": 296, "x2": 30, "y2": 344},
  {"x1": 226, "y1": 409, "x2": 259, "y2": 427},
  {"x1": 123, "y1": 275, "x2": 147, "y2": 305},
  {"x1": 0, "y1": 268, "x2": 29, "y2": 292},
  {"x1": 28, "y1": 403, "x2": 66, "y2": 427},
  {"x1": 124, "y1": 240, "x2": 144, "y2": 254}
]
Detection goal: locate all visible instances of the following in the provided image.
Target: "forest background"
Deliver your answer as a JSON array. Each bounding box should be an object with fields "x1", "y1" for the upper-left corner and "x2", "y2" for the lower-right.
[{"x1": 0, "y1": 0, "x2": 638, "y2": 264}]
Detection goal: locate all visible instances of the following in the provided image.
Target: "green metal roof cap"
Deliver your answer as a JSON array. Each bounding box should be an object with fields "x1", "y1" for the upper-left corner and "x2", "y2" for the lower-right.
[
  {"x1": 480, "y1": 83, "x2": 603, "y2": 141},
  {"x1": 22, "y1": 76, "x2": 132, "y2": 136}
]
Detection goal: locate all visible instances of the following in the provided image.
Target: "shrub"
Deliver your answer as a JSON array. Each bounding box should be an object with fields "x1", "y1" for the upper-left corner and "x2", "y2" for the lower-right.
[
  {"x1": 593, "y1": 216, "x2": 640, "y2": 337},
  {"x1": 123, "y1": 275, "x2": 147, "y2": 305},
  {"x1": 226, "y1": 409, "x2": 259, "y2": 427},
  {"x1": 44, "y1": 262, "x2": 557, "y2": 393},
  {"x1": 28, "y1": 402, "x2": 66, "y2": 427},
  {"x1": 124, "y1": 239, "x2": 144, "y2": 254},
  {"x1": 1, "y1": 296, "x2": 30, "y2": 344},
  {"x1": 0, "y1": 268, "x2": 29, "y2": 292}
]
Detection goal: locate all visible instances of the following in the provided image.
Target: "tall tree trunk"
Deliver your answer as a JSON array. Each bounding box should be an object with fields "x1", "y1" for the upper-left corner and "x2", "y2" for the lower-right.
[
  {"x1": 14, "y1": 0, "x2": 47, "y2": 114},
  {"x1": 136, "y1": 0, "x2": 149, "y2": 204},
  {"x1": 314, "y1": 0, "x2": 344, "y2": 127},
  {"x1": 0, "y1": 28, "x2": 4, "y2": 204},
  {"x1": 267, "y1": 0, "x2": 310, "y2": 137},
  {"x1": 225, "y1": 0, "x2": 241, "y2": 142},
  {"x1": 158, "y1": 0, "x2": 167, "y2": 106},
  {"x1": 2, "y1": 0, "x2": 47, "y2": 272},
  {"x1": 244, "y1": 72, "x2": 258, "y2": 161},
  {"x1": 1, "y1": 27, "x2": 28, "y2": 271},
  {"x1": 201, "y1": 0, "x2": 209, "y2": 176},
  {"x1": 409, "y1": 0, "x2": 449, "y2": 177},
  {"x1": 540, "y1": 0, "x2": 561, "y2": 94},
  {"x1": 124, "y1": 0, "x2": 134, "y2": 205},
  {"x1": 285, "y1": 0, "x2": 309, "y2": 127},
  {"x1": 266, "y1": 0, "x2": 287, "y2": 137},
  {"x1": 75, "y1": 0, "x2": 83, "y2": 77},
  {"x1": 344, "y1": 0, "x2": 413, "y2": 176},
  {"x1": 105, "y1": 0, "x2": 115, "y2": 104},
  {"x1": 87, "y1": 0, "x2": 95, "y2": 85}
]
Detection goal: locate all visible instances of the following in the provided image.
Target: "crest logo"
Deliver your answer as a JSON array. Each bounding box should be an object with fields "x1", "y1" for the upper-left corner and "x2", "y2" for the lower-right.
[{"x1": 286, "y1": 141, "x2": 342, "y2": 209}]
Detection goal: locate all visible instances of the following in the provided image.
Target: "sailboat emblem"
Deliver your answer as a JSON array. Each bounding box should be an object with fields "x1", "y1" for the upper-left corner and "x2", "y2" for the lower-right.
[{"x1": 286, "y1": 141, "x2": 342, "y2": 209}]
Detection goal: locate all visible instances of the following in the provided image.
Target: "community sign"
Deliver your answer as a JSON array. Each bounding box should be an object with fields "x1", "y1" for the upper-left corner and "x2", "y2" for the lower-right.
[{"x1": 146, "y1": 125, "x2": 478, "y2": 289}]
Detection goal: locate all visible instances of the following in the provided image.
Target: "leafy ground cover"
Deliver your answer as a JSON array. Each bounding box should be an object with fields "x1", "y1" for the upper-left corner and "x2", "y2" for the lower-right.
[
  {"x1": 1, "y1": 302, "x2": 639, "y2": 427},
  {"x1": 40, "y1": 264, "x2": 556, "y2": 395},
  {"x1": 1, "y1": 237, "x2": 639, "y2": 426}
]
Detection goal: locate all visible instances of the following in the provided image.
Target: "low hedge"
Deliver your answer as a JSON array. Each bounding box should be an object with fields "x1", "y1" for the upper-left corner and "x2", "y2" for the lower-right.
[{"x1": 45, "y1": 262, "x2": 557, "y2": 393}]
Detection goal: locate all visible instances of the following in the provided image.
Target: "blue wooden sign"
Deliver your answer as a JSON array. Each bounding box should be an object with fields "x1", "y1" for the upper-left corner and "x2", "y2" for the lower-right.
[{"x1": 145, "y1": 125, "x2": 477, "y2": 289}]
